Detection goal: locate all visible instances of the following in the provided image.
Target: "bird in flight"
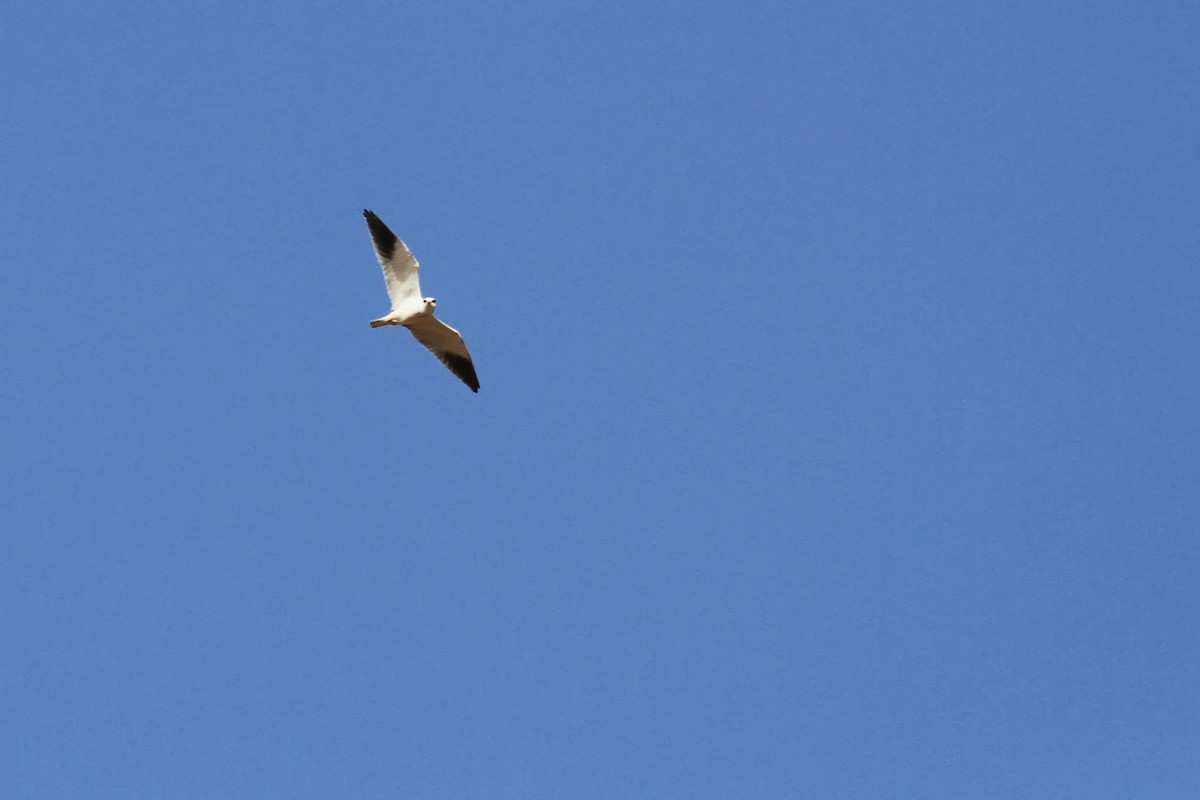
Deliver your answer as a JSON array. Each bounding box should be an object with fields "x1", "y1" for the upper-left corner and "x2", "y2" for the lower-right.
[{"x1": 362, "y1": 209, "x2": 480, "y2": 392}]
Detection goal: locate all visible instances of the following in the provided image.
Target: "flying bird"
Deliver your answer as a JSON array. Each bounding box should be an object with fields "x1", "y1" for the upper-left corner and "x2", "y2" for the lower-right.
[{"x1": 362, "y1": 209, "x2": 480, "y2": 392}]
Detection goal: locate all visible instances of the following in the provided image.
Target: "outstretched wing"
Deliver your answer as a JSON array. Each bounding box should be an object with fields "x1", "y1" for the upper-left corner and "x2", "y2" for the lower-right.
[
  {"x1": 363, "y1": 209, "x2": 421, "y2": 311},
  {"x1": 406, "y1": 315, "x2": 480, "y2": 393}
]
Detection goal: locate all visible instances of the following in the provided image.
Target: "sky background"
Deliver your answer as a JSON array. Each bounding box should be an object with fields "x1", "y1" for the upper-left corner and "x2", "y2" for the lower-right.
[{"x1": 2, "y1": 1, "x2": 1198, "y2": 797}]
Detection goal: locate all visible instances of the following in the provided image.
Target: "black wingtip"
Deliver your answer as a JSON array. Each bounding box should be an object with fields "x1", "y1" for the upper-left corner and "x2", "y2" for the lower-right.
[
  {"x1": 441, "y1": 352, "x2": 481, "y2": 393},
  {"x1": 362, "y1": 209, "x2": 397, "y2": 261}
]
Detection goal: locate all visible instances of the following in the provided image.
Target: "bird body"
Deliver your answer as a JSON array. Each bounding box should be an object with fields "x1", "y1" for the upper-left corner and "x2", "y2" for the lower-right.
[{"x1": 362, "y1": 209, "x2": 480, "y2": 392}]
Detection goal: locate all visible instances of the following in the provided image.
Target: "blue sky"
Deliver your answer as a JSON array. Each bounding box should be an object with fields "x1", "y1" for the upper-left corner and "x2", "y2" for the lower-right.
[{"x1": 3, "y1": 1, "x2": 1198, "y2": 797}]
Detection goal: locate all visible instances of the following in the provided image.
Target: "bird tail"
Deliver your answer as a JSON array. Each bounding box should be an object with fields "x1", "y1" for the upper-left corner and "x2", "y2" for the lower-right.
[{"x1": 369, "y1": 317, "x2": 391, "y2": 328}]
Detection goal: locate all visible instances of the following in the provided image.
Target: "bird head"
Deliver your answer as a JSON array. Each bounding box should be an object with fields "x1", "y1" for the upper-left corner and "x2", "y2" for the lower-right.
[{"x1": 424, "y1": 297, "x2": 437, "y2": 311}]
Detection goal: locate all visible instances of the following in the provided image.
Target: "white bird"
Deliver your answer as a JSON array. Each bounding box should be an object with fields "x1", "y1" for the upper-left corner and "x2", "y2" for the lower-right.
[{"x1": 362, "y1": 209, "x2": 480, "y2": 392}]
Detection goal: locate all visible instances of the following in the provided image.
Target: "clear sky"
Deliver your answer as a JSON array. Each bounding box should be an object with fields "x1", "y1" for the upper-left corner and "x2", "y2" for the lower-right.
[{"x1": 3, "y1": 2, "x2": 1198, "y2": 797}]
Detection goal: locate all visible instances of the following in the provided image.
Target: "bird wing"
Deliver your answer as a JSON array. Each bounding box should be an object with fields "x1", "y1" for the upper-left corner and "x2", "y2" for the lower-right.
[
  {"x1": 406, "y1": 315, "x2": 480, "y2": 393},
  {"x1": 363, "y1": 209, "x2": 421, "y2": 311}
]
